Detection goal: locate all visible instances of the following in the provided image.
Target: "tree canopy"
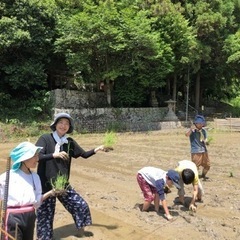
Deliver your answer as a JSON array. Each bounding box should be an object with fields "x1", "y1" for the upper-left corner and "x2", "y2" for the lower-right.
[{"x1": 0, "y1": 0, "x2": 239, "y2": 120}]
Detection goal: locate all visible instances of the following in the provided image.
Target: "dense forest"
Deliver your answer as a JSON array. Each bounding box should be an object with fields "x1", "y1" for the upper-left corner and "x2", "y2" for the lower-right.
[{"x1": 0, "y1": 0, "x2": 240, "y2": 121}]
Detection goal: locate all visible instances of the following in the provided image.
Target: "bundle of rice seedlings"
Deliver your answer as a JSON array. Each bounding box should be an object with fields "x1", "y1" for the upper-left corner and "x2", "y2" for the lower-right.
[
  {"x1": 50, "y1": 174, "x2": 69, "y2": 196},
  {"x1": 103, "y1": 131, "x2": 116, "y2": 152}
]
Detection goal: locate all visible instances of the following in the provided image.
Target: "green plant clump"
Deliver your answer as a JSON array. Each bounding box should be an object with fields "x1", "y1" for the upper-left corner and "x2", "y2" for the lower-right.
[
  {"x1": 206, "y1": 136, "x2": 213, "y2": 145},
  {"x1": 51, "y1": 174, "x2": 68, "y2": 190},
  {"x1": 103, "y1": 131, "x2": 117, "y2": 147}
]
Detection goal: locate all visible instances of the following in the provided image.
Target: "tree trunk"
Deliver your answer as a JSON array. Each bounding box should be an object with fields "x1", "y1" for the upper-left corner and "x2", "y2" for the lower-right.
[
  {"x1": 106, "y1": 79, "x2": 111, "y2": 106},
  {"x1": 173, "y1": 73, "x2": 177, "y2": 112},
  {"x1": 167, "y1": 78, "x2": 171, "y2": 96},
  {"x1": 195, "y1": 72, "x2": 200, "y2": 111}
]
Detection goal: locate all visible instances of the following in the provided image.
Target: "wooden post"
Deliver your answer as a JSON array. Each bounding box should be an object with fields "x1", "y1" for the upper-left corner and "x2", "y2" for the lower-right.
[{"x1": 0, "y1": 157, "x2": 11, "y2": 240}]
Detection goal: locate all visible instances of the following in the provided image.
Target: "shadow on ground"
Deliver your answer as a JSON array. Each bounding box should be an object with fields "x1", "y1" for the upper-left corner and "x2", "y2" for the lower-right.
[{"x1": 54, "y1": 223, "x2": 118, "y2": 239}]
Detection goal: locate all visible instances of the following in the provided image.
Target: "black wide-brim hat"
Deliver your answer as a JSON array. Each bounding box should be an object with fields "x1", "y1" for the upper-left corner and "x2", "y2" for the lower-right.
[{"x1": 50, "y1": 112, "x2": 74, "y2": 133}]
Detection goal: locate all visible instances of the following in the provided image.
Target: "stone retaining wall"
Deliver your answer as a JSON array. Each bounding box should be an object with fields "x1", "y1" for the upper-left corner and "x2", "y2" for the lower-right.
[
  {"x1": 50, "y1": 89, "x2": 108, "y2": 108},
  {"x1": 52, "y1": 107, "x2": 183, "y2": 133},
  {"x1": 51, "y1": 89, "x2": 183, "y2": 132}
]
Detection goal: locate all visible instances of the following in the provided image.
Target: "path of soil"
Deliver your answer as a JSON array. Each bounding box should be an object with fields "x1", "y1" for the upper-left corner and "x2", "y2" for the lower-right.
[{"x1": 1, "y1": 129, "x2": 240, "y2": 240}]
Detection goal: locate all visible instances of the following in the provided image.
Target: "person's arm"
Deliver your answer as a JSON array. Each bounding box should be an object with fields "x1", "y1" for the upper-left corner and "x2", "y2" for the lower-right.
[
  {"x1": 37, "y1": 134, "x2": 72, "y2": 161},
  {"x1": 161, "y1": 199, "x2": 172, "y2": 220},
  {"x1": 35, "y1": 174, "x2": 54, "y2": 208},
  {"x1": 203, "y1": 128, "x2": 208, "y2": 144},
  {"x1": 36, "y1": 134, "x2": 56, "y2": 161},
  {"x1": 52, "y1": 151, "x2": 69, "y2": 160},
  {"x1": 178, "y1": 178, "x2": 185, "y2": 204},
  {"x1": 154, "y1": 193, "x2": 160, "y2": 213},
  {"x1": 156, "y1": 179, "x2": 173, "y2": 220},
  {"x1": 178, "y1": 195, "x2": 185, "y2": 204},
  {"x1": 72, "y1": 138, "x2": 105, "y2": 158},
  {"x1": 94, "y1": 145, "x2": 105, "y2": 153},
  {"x1": 189, "y1": 184, "x2": 198, "y2": 211},
  {"x1": 175, "y1": 167, "x2": 185, "y2": 204},
  {"x1": 185, "y1": 128, "x2": 192, "y2": 137},
  {"x1": 81, "y1": 145, "x2": 104, "y2": 157},
  {"x1": 42, "y1": 190, "x2": 54, "y2": 201},
  {"x1": 185, "y1": 125, "x2": 195, "y2": 137}
]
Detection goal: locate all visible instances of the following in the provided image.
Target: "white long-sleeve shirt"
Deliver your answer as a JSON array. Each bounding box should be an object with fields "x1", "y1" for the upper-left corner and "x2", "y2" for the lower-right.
[
  {"x1": 0, "y1": 169, "x2": 42, "y2": 209},
  {"x1": 138, "y1": 166, "x2": 167, "y2": 200},
  {"x1": 138, "y1": 167, "x2": 167, "y2": 186}
]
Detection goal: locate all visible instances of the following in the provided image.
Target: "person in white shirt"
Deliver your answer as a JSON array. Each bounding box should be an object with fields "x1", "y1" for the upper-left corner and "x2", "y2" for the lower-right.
[
  {"x1": 0, "y1": 142, "x2": 53, "y2": 240},
  {"x1": 137, "y1": 166, "x2": 180, "y2": 221}
]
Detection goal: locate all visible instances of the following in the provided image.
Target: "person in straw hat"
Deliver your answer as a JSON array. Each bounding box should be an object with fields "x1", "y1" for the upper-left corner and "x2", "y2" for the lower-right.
[
  {"x1": 35, "y1": 112, "x2": 105, "y2": 239},
  {"x1": 0, "y1": 141, "x2": 54, "y2": 240}
]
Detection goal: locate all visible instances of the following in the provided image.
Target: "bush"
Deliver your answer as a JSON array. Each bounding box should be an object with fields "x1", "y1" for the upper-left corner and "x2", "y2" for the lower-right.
[{"x1": 0, "y1": 120, "x2": 51, "y2": 142}]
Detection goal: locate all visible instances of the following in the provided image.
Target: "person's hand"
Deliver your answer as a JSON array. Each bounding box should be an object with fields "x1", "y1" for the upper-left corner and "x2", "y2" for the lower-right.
[
  {"x1": 53, "y1": 151, "x2": 69, "y2": 160},
  {"x1": 94, "y1": 145, "x2": 105, "y2": 153},
  {"x1": 189, "y1": 204, "x2": 197, "y2": 212},
  {"x1": 95, "y1": 145, "x2": 114, "y2": 152},
  {"x1": 50, "y1": 189, "x2": 55, "y2": 196},
  {"x1": 190, "y1": 125, "x2": 196, "y2": 132},
  {"x1": 186, "y1": 125, "x2": 195, "y2": 136},
  {"x1": 164, "y1": 214, "x2": 173, "y2": 221},
  {"x1": 51, "y1": 188, "x2": 67, "y2": 197},
  {"x1": 103, "y1": 146, "x2": 114, "y2": 152}
]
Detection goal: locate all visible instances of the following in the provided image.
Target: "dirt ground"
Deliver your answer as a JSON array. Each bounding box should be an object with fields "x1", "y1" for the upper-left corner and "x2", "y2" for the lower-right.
[{"x1": 1, "y1": 127, "x2": 240, "y2": 240}]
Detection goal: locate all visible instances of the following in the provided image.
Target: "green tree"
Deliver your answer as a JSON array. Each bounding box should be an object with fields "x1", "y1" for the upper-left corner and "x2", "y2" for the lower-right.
[
  {"x1": 224, "y1": 30, "x2": 240, "y2": 72},
  {"x1": 150, "y1": 0, "x2": 197, "y2": 105},
  {"x1": 55, "y1": 0, "x2": 173, "y2": 107},
  {"x1": 0, "y1": 0, "x2": 58, "y2": 119},
  {"x1": 182, "y1": 0, "x2": 238, "y2": 109},
  {"x1": 222, "y1": 30, "x2": 240, "y2": 99}
]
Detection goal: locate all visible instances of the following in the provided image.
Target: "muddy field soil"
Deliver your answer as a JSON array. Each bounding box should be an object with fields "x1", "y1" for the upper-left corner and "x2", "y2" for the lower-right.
[{"x1": 1, "y1": 129, "x2": 240, "y2": 240}]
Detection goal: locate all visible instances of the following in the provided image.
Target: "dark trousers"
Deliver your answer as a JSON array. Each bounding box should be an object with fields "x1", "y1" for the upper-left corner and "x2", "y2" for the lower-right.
[{"x1": 6, "y1": 206, "x2": 36, "y2": 240}]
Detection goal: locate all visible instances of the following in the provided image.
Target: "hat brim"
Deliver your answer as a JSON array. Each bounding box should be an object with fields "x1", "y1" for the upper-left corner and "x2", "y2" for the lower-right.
[
  {"x1": 173, "y1": 181, "x2": 181, "y2": 190},
  {"x1": 50, "y1": 113, "x2": 74, "y2": 133},
  {"x1": 194, "y1": 121, "x2": 205, "y2": 125},
  {"x1": 11, "y1": 146, "x2": 42, "y2": 171}
]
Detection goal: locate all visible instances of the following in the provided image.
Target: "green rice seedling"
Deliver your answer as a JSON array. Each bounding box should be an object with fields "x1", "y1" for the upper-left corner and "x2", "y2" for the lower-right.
[
  {"x1": 67, "y1": 141, "x2": 73, "y2": 156},
  {"x1": 208, "y1": 136, "x2": 213, "y2": 144},
  {"x1": 206, "y1": 136, "x2": 213, "y2": 146},
  {"x1": 103, "y1": 131, "x2": 117, "y2": 152},
  {"x1": 51, "y1": 173, "x2": 69, "y2": 195}
]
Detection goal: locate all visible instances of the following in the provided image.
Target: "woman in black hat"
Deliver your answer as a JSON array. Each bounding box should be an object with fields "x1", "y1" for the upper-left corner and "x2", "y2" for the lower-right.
[{"x1": 35, "y1": 112, "x2": 105, "y2": 239}]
